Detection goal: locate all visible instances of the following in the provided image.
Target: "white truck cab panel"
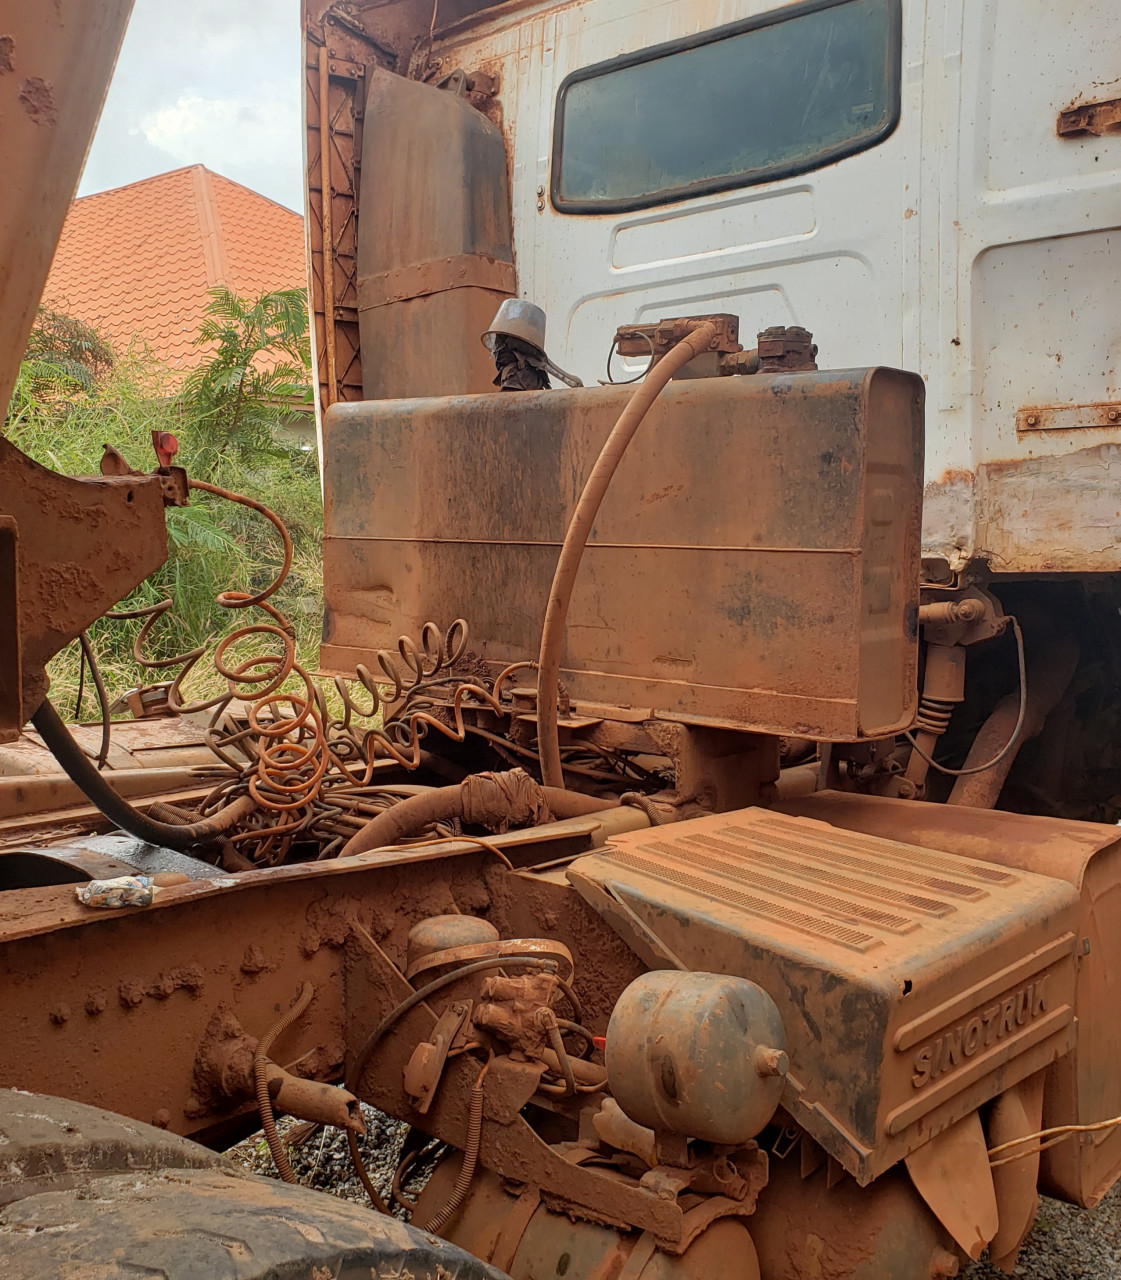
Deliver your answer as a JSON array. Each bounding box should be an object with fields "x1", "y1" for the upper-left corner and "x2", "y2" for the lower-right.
[{"x1": 424, "y1": 0, "x2": 1120, "y2": 574}]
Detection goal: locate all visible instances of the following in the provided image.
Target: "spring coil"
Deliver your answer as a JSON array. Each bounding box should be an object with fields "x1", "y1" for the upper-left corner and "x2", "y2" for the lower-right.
[
  {"x1": 914, "y1": 695, "x2": 955, "y2": 735},
  {"x1": 99, "y1": 477, "x2": 650, "y2": 866},
  {"x1": 98, "y1": 472, "x2": 502, "y2": 865}
]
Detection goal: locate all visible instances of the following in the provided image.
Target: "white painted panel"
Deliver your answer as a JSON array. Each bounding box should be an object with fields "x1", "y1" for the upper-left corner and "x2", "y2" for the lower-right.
[
  {"x1": 431, "y1": 0, "x2": 1121, "y2": 571},
  {"x1": 611, "y1": 187, "x2": 816, "y2": 271}
]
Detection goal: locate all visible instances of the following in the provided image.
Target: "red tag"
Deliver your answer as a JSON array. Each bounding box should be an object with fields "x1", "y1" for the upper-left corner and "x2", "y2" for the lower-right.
[{"x1": 152, "y1": 430, "x2": 180, "y2": 469}]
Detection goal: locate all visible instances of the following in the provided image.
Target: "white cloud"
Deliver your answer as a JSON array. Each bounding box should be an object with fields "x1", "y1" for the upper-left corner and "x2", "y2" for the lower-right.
[
  {"x1": 138, "y1": 92, "x2": 300, "y2": 176},
  {"x1": 79, "y1": 0, "x2": 304, "y2": 210}
]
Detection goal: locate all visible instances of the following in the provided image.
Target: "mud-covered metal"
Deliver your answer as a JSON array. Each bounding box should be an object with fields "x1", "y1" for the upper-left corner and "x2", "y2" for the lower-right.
[
  {"x1": 749, "y1": 1154, "x2": 959, "y2": 1280},
  {"x1": 606, "y1": 971, "x2": 786, "y2": 1144},
  {"x1": 0, "y1": 437, "x2": 171, "y2": 740},
  {"x1": 356, "y1": 66, "x2": 515, "y2": 400},
  {"x1": 321, "y1": 368, "x2": 923, "y2": 740},
  {"x1": 780, "y1": 790, "x2": 1121, "y2": 1210},
  {"x1": 417, "y1": 1160, "x2": 764, "y2": 1280},
  {"x1": 574, "y1": 806, "x2": 1080, "y2": 1184},
  {"x1": 0, "y1": 0, "x2": 135, "y2": 418}
]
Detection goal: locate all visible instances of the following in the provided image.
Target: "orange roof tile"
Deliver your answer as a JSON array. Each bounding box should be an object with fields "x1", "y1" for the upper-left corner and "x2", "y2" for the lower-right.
[{"x1": 43, "y1": 165, "x2": 306, "y2": 372}]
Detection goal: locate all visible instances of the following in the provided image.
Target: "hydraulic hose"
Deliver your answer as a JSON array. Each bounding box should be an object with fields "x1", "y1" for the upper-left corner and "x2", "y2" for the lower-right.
[
  {"x1": 536, "y1": 321, "x2": 718, "y2": 789},
  {"x1": 339, "y1": 773, "x2": 614, "y2": 857},
  {"x1": 31, "y1": 697, "x2": 256, "y2": 850}
]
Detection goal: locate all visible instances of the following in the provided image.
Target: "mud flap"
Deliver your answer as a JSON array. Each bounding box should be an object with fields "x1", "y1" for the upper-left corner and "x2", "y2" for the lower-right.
[{"x1": 905, "y1": 1110, "x2": 997, "y2": 1261}]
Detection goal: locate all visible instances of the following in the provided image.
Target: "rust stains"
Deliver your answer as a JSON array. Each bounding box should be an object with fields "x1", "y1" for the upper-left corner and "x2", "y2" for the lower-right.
[
  {"x1": 18, "y1": 76, "x2": 56, "y2": 125},
  {"x1": 927, "y1": 467, "x2": 974, "y2": 492},
  {"x1": 0, "y1": 36, "x2": 14, "y2": 73}
]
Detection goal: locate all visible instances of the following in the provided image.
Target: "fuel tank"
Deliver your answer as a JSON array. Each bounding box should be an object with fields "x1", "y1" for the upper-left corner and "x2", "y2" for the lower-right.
[{"x1": 321, "y1": 368, "x2": 923, "y2": 740}]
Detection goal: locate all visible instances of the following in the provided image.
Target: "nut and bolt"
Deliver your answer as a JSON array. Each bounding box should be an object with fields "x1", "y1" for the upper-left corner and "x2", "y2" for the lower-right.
[
  {"x1": 1108, "y1": 409, "x2": 1119, "y2": 422},
  {"x1": 754, "y1": 1045, "x2": 789, "y2": 1078}
]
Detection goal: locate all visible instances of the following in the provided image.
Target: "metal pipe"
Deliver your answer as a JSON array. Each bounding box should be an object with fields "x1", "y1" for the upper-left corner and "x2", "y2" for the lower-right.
[
  {"x1": 339, "y1": 775, "x2": 614, "y2": 857},
  {"x1": 773, "y1": 764, "x2": 820, "y2": 800},
  {"x1": 536, "y1": 321, "x2": 718, "y2": 789},
  {"x1": 264, "y1": 1064, "x2": 365, "y2": 1134},
  {"x1": 31, "y1": 698, "x2": 256, "y2": 849}
]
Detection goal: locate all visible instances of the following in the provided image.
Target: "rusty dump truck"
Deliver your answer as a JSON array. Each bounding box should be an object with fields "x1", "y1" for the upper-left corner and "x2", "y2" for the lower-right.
[{"x1": 1, "y1": 0, "x2": 1120, "y2": 1277}]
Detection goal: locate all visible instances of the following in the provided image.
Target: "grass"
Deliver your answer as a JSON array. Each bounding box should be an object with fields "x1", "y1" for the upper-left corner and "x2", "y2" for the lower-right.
[{"x1": 4, "y1": 294, "x2": 324, "y2": 718}]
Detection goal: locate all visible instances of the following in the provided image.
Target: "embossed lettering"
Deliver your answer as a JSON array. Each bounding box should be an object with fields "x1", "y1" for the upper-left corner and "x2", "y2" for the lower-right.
[
  {"x1": 963, "y1": 1016, "x2": 982, "y2": 1056},
  {"x1": 929, "y1": 1036, "x2": 945, "y2": 1080},
  {"x1": 982, "y1": 1004, "x2": 1002, "y2": 1046},
  {"x1": 913, "y1": 1046, "x2": 934, "y2": 1088},
  {"x1": 942, "y1": 1026, "x2": 964, "y2": 1071},
  {"x1": 910, "y1": 975, "x2": 1054, "y2": 1089}
]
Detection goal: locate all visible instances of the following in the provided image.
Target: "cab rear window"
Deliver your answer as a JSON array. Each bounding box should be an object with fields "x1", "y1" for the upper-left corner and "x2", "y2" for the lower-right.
[{"x1": 552, "y1": 0, "x2": 900, "y2": 213}]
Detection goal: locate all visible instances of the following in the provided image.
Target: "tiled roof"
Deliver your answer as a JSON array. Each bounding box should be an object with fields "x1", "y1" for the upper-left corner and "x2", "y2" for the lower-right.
[{"x1": 44, "y1": 166, "x2": 305, "y2": 371}]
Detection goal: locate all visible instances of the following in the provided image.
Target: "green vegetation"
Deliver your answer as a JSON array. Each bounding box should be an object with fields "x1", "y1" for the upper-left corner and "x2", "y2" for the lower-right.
[{"x1": 4, "y1": 290, "x2": 322, "y2": 717}]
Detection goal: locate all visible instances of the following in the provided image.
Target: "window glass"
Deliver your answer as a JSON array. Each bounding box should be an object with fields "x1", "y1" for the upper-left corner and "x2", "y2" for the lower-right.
[{"x1": 554, "y1": 0, "x2": 899, "y2": 212}]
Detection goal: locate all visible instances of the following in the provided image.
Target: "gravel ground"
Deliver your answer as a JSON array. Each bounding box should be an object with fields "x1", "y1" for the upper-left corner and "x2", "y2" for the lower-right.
[
  {"x1": 964, "y1": 1184, "x2": 1121, "y2": 1280},
  {"x1": 230, "y1": 1110, "x2": 1121, "y2": 1277},
  {"x1": 228, "y1": 1105, "x2": 411, "y2": 1212}
]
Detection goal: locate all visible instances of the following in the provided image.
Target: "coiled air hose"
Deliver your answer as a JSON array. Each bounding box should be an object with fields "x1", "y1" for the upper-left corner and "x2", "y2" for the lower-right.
[
  {"x1": 31, "y1": 697, "x2": 256, "y2": 850},
  {"x1": 536, "y1": 321, "x2": 718, "y2": 789}
]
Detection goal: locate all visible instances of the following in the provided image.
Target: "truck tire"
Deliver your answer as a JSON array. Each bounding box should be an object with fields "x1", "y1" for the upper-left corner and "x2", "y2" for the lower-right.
[
  {"x1": 0, "y1": 1085, "x2": 227, "y2": 1204},
  {"x1": 0, "y1": 1090, "x2": 508, "y2": 1280}
]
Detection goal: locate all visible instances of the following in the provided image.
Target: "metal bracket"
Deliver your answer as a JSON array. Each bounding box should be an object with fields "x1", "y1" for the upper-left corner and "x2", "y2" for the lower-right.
[
  {"x1": 403, "y1": 1000, "x2": 472, "y2": 1114},
  {"x1": 1058, "y1": 97, "x2": 1121, "y2": 137},
  {"x1": 0, "y1": 517, "x2": 20, "y2": 743}
]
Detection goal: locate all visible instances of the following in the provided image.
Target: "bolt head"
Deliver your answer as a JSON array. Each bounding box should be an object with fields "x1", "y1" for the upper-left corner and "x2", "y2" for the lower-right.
[{"x1": 754, "y1": 1045, "x2": 789, "y2": 1078}]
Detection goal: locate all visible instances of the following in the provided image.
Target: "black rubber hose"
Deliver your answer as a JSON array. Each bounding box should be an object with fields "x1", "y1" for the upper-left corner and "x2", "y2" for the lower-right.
[{"x1": 31, "y1": 697, "x2": 256, "y2": 850}]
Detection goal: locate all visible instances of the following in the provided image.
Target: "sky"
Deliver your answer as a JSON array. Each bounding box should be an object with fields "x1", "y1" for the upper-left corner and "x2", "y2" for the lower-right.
[{"x1": 79, "y1": 0, "x2": 305, "y2": 212}]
